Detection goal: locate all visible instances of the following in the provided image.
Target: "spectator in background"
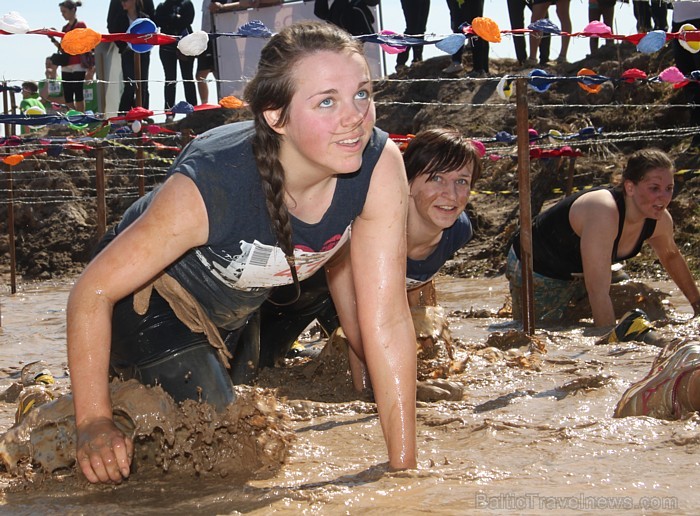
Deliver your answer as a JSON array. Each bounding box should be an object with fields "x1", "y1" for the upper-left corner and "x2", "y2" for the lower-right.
[
  {"x1": 155, "y1": 0, "x2": 198, "y2": 118},
  {"x1": 196, "y1": 0, "x2": 271, "y2": 105},
  {"x1": 313, "y1": 0, "x2": 380, "y2": 36},
  {"x1": 55, "y1": 1, "x2": 90, "y2": 112},
  {"x1": 633, "y1": 0, "x2": 670, "y2": 33},
  {"x1": 40, "y1": 56, "x2": 65, "y2": 111},
  {"x1": 507, "y1": 0, "x2": 551, "y2": 67},
  {"x1": 444, "y1": 0, "x2": 489, "y2": 76},
  {"x1": 108, "y1": 0, "x2": 156, "y2": 26},
  {"x1": 19, "y1": 82, "x2": 45, "y2": 114},
  {"x1": 588, "y1": 0, "x2": 616, "y2": 54},
  {"x1": 395, "y1": 0, "x2": 430, "y2": 73},
  {"x1": 19, "y1": 82, "x2": 46, "y2": 134},
  {"x1": 672, "y1": 1, "x2": 700, "y2": 148},
  {"x1": 529, "y1": 0, "x2": 571, "y2": 64},
  {"x1": 109, "y1": 0, "x2": 153, "y2": 113},
  {"x1": 40, "y1": 56, "x2": 99, "y2": 113}
]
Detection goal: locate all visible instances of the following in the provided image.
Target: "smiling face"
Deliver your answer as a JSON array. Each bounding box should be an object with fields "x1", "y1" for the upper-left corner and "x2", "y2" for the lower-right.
[
  {"x1": 270, "y1": 50, "x2": 375, "y2": 178},
  {"x1": 409, "y1": 165, "x2": 474, "y2": 233},
  {"x1": 625, "y1": 167, "x2": 674, "y2": 220}
]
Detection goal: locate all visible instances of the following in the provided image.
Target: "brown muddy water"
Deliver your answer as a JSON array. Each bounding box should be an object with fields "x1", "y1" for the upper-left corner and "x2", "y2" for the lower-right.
[{"x1": 0, "y1": 275, "x2": 698, "y2": 515}]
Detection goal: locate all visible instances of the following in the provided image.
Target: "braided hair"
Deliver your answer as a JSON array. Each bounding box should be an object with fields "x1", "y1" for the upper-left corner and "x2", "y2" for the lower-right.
[{"x1": 243, "y1": 22, "x2": 364, "y2": 302}]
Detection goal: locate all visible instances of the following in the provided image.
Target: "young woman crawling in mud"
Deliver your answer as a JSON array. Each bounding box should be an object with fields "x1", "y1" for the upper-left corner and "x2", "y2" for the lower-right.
[
  {"x1": 506, "y1": 148, "x2": 700, "y2": 327},
  {"x1": 255, "y1": 128, "x2": 482, "y2": 390},
  {"x1": 66, "y1": 21, "x2": 417, "y2": 484}
]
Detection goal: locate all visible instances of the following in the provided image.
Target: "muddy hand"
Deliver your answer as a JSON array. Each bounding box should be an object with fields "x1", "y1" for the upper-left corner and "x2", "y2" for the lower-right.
[{"x1": 76, "y1": 417, "x2": 133, "y2": 484}]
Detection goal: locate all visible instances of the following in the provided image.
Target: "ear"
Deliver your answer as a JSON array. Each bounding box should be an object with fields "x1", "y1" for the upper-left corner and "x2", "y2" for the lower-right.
[
  {"x1": 623, "y1": 179, "x2": 635, "y2": 196},
  {"x1": 263, "y1": 109, "x2": 285, "y2": 135}
]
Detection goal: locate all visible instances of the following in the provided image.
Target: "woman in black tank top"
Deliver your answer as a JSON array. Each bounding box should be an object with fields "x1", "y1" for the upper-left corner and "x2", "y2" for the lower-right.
[{"x1": 507, "y1": 148, "x2": 700, "y2": 327}]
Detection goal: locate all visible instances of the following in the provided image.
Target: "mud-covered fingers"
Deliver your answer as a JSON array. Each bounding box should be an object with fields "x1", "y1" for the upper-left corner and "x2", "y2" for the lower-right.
[
  {"x1": 111, "y1": 436, "x2": 134, "y2": 478},
  {"x1": 78, "y1": 447, "x2": 124, "y2": 484},
  {"x1": 77, "y1": 451, "x2": 100, "y2": 483},
  {"x1": 76, "y1": 418, "x2": 131, "y2": 484}
]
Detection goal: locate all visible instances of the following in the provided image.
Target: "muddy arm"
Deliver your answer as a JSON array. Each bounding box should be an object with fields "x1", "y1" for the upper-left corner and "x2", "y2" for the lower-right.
[
  {"x1": 67, "y1": 174, "x2": 209, "y2": 483},
  {"x1": 348, "y1": 140, "x2": 417, "y2": 470}
]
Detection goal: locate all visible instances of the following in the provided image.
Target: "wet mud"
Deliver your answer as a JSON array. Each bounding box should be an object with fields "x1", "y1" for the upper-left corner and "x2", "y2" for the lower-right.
[
  {"x1": 0, "y1": 277, "x2": 698, "y2": 514},
  {"x1": 0, "y1": 378, "x2": 292, "y2": 491}
]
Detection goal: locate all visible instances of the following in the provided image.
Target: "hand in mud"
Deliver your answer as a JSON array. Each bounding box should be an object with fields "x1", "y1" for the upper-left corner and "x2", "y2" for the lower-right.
[{"x1": 76, "y1": 417, "x2": 134, "y2": 484}]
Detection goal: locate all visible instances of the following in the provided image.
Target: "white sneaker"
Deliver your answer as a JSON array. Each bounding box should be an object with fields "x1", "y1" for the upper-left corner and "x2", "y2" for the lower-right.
[
  {"x1": 442, "y1": 62, "x2": 463, "y2": 74},
  {"x1": 614, "y1": 338, "x2": 700, "y2": 419}
]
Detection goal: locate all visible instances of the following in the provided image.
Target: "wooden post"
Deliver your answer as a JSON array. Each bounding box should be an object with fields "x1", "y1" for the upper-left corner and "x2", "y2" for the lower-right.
[
  {"x1": 95, "y1": 145, "x2": 107, "y2": 239},
  {"x1": 132, "y1": 53, "x2": 145, "y2": 197},
  {"x1": 137, "y1": 138, "x2": 145, "y2": 197},
  {"x1": 2, "y1": 82, "x2": 11, "y2": 139},
  {"x1": 211, "y1": 11, "x2": 221, "y2": 102},
  {"x1": 9, "y1": 86, "x2": 17, "y2": 137},
  {"x1": 134, "y1": 52, "x2": 142, "y2": 109},
  {"x1": 5, "y1": 163, "x2": 17, "y2": 295},
  {"x1": 515, "y1": 78, "x2": 535, "y2": 335}
]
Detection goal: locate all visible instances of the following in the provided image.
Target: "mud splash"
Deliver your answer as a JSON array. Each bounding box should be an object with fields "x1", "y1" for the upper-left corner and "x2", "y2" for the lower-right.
[{"x1": 0, "y1": 379, "x2": 293, "y2": 489}]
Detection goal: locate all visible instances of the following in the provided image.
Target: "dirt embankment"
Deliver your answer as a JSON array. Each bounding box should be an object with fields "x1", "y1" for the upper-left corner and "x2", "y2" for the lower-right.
[{"x1": 1, "y1": 42, "x2": 699, "y2": 281}]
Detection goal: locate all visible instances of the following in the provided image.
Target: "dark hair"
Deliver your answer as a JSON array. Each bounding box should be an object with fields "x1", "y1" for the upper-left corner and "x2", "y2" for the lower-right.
[
  {"x1": 243, "y1": 21, "x2": 364, "y2": 300},
  {"x1": 622, "y1": 148, "x2": 674, "y2": 185},
  {"x1": 59, "y1": 0, "x2": 81, "y2": 9},
  {"x1": 21, "y1": 81, "x2": 39, "y2": 94},
  {"x1": 403, "y1": 128, "x2": 482, "y2": 187}
]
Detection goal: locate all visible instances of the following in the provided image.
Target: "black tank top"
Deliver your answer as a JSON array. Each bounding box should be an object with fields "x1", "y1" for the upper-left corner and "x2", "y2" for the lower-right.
[{"x1": 512, "y1": 186, "x2": 657, "y2": 280}]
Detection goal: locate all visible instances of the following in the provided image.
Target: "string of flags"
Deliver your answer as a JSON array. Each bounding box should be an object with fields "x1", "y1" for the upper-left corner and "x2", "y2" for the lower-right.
[
  {"x1": 3, "y1": 10, "x2": 700, "y2": 58},
  {"x1": 496, "y1": 65, "x2": 700, "y2": 100},
  {"x1": 0, "y1": 123, "x2": 599, "y2": 167}
]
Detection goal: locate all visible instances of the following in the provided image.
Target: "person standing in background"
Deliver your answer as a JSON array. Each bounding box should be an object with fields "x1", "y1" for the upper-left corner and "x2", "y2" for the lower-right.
[
  {"x1": 109, "y1": 0, "x2": 153, "y2": 113},
  {"x1": 633, "y1": 0, "x2": 670, "y2": 33},
  {"x1": 507, "y1": 0, "x2": 551, "y2": 67},
  {"x1": 672, "y1": 1, "x2": 700, "y2": 148},
  {"x1": 55, "y1": 1, "x2": 89, "y2": 112},
  {"x1": 196, "y1": 0, "x2": 263, "y2": 105},
  {"x1": 313, "y1": 0, "x2": 380, "y2": 36},
  {"x1": 40, "y1": 56, "x2": 99, "y2": 114},
  {"x1": 109, "y1": 0, "x2": 156, "y2": 25},
  {"x1": 395, "y1": 0, "x2": 430, "y2": 73},
  {"x1": 444, "y1": 0, "x2": 489, "y2": 76},
  {"x1": 155, "y1": 0, "x2": 198, "y2": 118},
  {"x1": 529, "y1": 0, "x2": 571, "y2": 64},
  {"x1": 588, "y1": 0, "x2": 616, "y2": 54}
]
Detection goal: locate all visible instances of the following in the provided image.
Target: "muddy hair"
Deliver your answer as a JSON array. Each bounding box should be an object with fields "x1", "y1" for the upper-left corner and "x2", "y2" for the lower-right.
[
  {"x1": 243, "y1": 22, "x2": 364, "y2": 301},
  {"x1": 622, "y1": 148, "x2": 674, "y2": 185},
  {"x1": 403, "y1": 128, "x2": 483, "y2": 188}
]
